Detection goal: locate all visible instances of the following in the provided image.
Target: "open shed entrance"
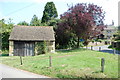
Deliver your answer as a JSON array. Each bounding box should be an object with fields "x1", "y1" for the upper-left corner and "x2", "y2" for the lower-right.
[{"x1": 14, "y1": 41, "x2": 35, "y2": 56}]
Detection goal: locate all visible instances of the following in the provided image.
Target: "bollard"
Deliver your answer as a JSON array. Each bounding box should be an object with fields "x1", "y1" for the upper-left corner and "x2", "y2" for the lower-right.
[
  {"x1": 86, "y1": 46, "x2": 87, "y2": 49},
  {"x1": 49, "y1": 56, "x2": 52, "y2": 67},
  {"x1": 99, "y1": 47, "x2": 101, "y2": 51},
  {"x1": 20, "y1": 56, "x2": 23, "y2": 65},
  {"x1": 91, "y1": 46, "x2": 93, "y2": 50},
  {"x1": 113, "y1": 49, "x2": 116, "y2": 55},
  {"x1": 101, "y1": 58, "x2": 105, "y2": 73}
]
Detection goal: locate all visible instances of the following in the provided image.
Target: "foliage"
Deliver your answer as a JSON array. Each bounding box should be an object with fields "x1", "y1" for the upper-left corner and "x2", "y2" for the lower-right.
[
  {"x1": 0, "y1": 19, "x2": 14, "y2": 50},
  {"x1": 55, "y1": 24, "x2": 77, "y2": 49},
  {"x1": 1, "y1": 49, "x2": 118, "y2": 78},
  {"x1": 30, "y1": 15, "x2": 41, "y2": 26},
  {"x1": 57, "y1": 3, "x2": 106, "y2": 48},
  {"x1": 1, "y1": 50, "x2": 9, "y2": 56},
  {"x1": 35, "y1": 41, "x2": 47, "y2": 55},
  {"x1": 17, "y1": 21, "x2": 29, "y2": 26},
  {"x1": 48, "y1": 18, "x2": 61, "y2": 27},
  {"x1": 2, "y1": 50, "x2": 9, "y2": 54},
  {"x1": 41, "y1": 2, "x2": 58, "y2": 23},
  {"x1": 95, "y1": 39, "x2": 102, "y2": 42},
  {"x1": 114, "y1": 31, "x2": 120, "y2": 41}
]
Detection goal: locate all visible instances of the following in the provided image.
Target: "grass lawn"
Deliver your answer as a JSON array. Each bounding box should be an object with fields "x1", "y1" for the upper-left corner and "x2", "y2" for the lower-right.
[{"x1": 1, "y1": 48, "x2": 119, "y2": 78}]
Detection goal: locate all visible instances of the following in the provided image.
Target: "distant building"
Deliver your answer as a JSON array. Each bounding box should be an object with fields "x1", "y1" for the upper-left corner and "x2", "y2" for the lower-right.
[
  {"x1": 102, "y1": 21, "x2": 118, "y2": 39},
  {"x1": 102, "y1": 26, "x2": 118, "y2": 39}
]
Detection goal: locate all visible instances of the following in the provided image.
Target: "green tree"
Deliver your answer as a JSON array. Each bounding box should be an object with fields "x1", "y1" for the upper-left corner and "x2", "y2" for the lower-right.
[
  {"x1": 30, "y1": 15, "x2": 41, "y2": 26},
  {"x1": 1, "y1": 19, "x2": 14, "y2": 50},
  {"x1": 17, "y1": 21, "x2": 29, "y2": 26},
  {"x1": 48, "y1": 18, "x2": 61, "y2": 26},
  {"x1": 41, "y1": 2, "x2": 58, "y2": 23}
]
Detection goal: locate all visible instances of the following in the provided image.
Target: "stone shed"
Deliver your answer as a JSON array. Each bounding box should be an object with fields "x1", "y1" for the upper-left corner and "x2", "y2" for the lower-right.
[{"x1": 9, "y1": 26, "x2": 55, "y2": 56}]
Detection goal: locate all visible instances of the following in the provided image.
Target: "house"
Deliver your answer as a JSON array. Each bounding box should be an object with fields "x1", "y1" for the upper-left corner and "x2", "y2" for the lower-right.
[
  {"x1": 9, "y1": 26, "x2": 55, "y2": 56},
  {"x1": 102, "y1": 25, "x2": 118, "y2": 39},
  {"x1": 98, "y1": 21, "x2": 118, "y2": 40}
]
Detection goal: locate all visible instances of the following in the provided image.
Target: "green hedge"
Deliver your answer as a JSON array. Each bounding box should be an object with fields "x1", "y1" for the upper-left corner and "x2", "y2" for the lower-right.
[{"x1": 0, "y1": 54, "x2": 9, "y2": 56}]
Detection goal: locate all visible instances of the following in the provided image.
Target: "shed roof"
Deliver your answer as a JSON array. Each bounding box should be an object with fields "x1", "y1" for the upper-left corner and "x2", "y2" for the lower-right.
[{"x1": 9, "y1": 26, "x2": 55, "y2": 41}]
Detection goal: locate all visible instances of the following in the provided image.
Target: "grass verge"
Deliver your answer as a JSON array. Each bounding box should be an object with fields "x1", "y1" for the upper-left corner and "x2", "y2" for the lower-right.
[{"x1": 1, "y1": 48, "x2": 119, "y2": 78}]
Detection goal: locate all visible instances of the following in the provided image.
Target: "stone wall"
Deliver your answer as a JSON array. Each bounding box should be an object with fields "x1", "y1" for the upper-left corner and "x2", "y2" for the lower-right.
[
  {"x1": 9, "y1": 40, "x2": 55, "y2": 56},
  {"x1": 35, "y1": 41, "x2": 55, "y2": 55},
  {"x1": 9, "y1": 41, "x2": 14, "y2": 56},
  {"x1": 46, "y1": 41, "x2": 55, "y2": 53}
]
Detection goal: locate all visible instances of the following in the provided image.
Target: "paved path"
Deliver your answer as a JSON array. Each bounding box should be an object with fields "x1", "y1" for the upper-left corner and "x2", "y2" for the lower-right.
[
  {"x1": 0, "y1": 64, "x2": 50, "y2": 78},
  {"x1": 86, "y1": 45, "x2": 120, "y2": 54}
]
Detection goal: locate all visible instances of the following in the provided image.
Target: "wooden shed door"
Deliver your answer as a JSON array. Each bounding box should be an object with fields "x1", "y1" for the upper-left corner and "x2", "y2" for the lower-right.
[{"x1": 14, "y1": 41, "x2": 34, "y2": 56}]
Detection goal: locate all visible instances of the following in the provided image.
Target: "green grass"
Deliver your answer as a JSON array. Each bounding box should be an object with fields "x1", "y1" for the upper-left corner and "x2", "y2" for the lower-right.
[{"x1": 1, "y1": 48, "x2": 119, "y2": 78}]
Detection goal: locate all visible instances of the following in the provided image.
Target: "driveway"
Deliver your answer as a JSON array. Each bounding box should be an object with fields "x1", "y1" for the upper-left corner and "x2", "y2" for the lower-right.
[
  {"x1": 86, "y1": 45, "x2": 120, "y2": 54},
  {"x1": 0, "y1": 64, "x2": 50, "y2": 78}
]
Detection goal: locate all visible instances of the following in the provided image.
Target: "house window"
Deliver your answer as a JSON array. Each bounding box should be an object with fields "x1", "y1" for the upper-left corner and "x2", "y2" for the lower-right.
[{"x1": 107, "y1": 30, "x2": 111, "y2": 33}]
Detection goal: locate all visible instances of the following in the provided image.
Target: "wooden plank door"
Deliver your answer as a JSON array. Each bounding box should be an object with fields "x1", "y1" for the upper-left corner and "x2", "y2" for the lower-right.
[{"x1": 14, "y1": 41, "x2": 35, "y2": 56}]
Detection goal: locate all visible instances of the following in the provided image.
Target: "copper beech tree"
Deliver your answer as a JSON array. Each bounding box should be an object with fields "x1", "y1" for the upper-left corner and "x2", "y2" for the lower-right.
[{"x1": 56, "y1": 3, "x2": 106, "y2": 48}]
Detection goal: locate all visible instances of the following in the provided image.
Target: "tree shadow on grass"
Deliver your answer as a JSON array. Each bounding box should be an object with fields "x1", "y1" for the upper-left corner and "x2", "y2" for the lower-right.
[
  {"x1": 56, "y1": 48, "x2": 87, "y2": 53},
  {"x1": 100, "y1": 50, "x2": 120, "y2": 55}
]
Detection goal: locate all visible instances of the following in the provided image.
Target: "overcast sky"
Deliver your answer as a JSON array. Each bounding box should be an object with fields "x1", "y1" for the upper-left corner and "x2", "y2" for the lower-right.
[{"x1": 0, "y1": 0, "x2": 119, "y2": 26}]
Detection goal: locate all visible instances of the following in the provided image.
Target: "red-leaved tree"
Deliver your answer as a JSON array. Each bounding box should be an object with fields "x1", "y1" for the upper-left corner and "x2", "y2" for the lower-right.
[{"x1": 56, "y1": 3, "x2": 106, "y2": 48}]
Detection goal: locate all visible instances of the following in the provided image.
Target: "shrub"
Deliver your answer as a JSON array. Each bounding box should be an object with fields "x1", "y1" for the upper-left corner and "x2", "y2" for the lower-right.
[
  {"x1": 1, "y1": 54, "x2": 9, "y2": 56},
  {"x1": 92, "y1": 40, "x2": 95, "y2": 43},
  {"x1": 97, "y1": 39, "x2": 102, "y2": 43},
  {"x1": 1, "y1": 50, "x2": 9, "y2": 56},
  {"x1": 2, "y1": 50, "x2": 9, "y2": 54},
  {"x1": 35, "y1": 41, "x2": 47, "y2": 55}
]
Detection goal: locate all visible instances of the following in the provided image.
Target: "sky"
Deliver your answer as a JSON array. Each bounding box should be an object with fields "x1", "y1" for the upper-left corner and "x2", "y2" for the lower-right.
[{"x1": 0, "y1": 0, "x2": 119, "y2": 26}]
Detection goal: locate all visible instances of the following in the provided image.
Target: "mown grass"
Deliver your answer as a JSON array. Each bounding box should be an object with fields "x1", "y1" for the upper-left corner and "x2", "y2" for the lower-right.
[{"x1": 1, "y1": 48, "x2": 119, "y2": 78}]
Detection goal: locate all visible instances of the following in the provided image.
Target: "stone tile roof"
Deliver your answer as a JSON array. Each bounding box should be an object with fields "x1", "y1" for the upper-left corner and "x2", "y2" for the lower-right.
[{"x1": 9, "y1": 25, "x2": 55, "y2": 41}]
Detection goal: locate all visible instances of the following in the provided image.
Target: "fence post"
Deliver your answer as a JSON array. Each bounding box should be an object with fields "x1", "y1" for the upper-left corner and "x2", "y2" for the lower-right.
[
  {"x1": 113, "y1": 49, "x2": 116, "y2": 54},
  {"x1": 113, "y1": 43, "x2": 115, "y2": 55},
  {"x1": 86, "y1": 46, "x2": 88, "y2": 49},
  {"x1": 49, "y1": 56, "x2": 52, "y2": 67},
  {"x1": 91, "y1": 46, "x2": 93, "y2": 50},
  {"x1": 20, "y1": 56, "x2": 23, "y2": 65},
  {"x1": 101, "y1": 58, "x2": 105, "y2": 73},
  {"x1": 99, "y1": 47, "x2": 101, "y2": 51}
]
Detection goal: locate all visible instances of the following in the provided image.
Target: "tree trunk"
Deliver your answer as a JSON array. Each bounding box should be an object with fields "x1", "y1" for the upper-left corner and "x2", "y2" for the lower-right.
[{"x1": 77, "y1": 36, "x2": 80, "y2": 48}]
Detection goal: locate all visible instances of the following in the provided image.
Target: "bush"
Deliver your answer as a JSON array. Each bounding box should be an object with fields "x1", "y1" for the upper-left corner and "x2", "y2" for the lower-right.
[
  {"x1": 92, "y1": 40, "x2": 95, "y2": 43},
  {"x1": 1, "y1": 50, "x2": 9, "y2": 56},
  {"x1": 1, "y1": 54, "x2": 9, "y2": 56},
  {"x1": 97, "y1": 39, "x2": 102, "y2": 43},
  {"x1": 79, "y1": 42, "x2": 84, "y2": 47},
  {"x1": 108, "y1": 45, "x2": 112, "y2": 48},
  {"x1": 2, "y1": 50, "x2": 9, "y2": 54},
  {"x1": 35, "y1": 41, "x2": 47, "y2": 55}
]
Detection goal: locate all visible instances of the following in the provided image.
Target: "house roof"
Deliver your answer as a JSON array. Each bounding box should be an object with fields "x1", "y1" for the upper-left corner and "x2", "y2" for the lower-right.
[
  {"x1": 104, "y1": 26, "x2": 118, "y2": 30},
  {"x1": 9, "y1": 26, "x2": 55, "y2": 41}
]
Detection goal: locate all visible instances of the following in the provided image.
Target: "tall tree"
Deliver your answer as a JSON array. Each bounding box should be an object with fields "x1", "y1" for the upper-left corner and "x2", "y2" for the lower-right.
[
  {"x1": 1, "y1": 19, "x2": 14, "y2": 50},
  {"x1": 17, "y1": 21, "x2": 29, "y2": 26},
  {"x1": 57, "y1": 3, "x2": 106, "y2": 48},
  {"x1": 41, "y1": 2, "x2": 58, "y2": 23},
  {"x1": 30, "y1": 15, "x2": 41, "y2": 26}
]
